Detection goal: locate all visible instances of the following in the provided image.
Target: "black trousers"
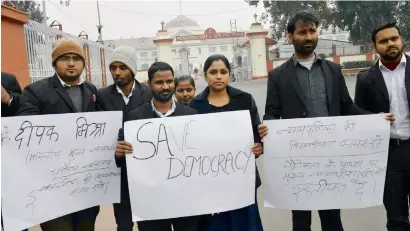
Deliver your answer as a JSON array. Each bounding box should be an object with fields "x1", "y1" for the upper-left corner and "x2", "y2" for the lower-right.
[
  {"x1": 384, "y1": 141, "x2": 410, "y2": 231},
  {"x1": 113, "y1": 193, "x2": 134, "y2": 231},
  {"x1": 292, "y1": 210, "x2": 343, "y2": 231},
  {"x1": 137, "y1": 215, "x2": 205, "y2": 231},
  {"x1": 39, "y1": 206, "x2": 99, "y2": 231}
]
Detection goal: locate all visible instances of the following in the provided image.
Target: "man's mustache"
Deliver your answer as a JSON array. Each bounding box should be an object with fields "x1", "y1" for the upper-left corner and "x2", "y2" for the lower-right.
[
  {"x1": 159, "y1": 90, "x2": 171, "y2": 94},
  {"x1": 303, "y1": 41, "x2": 315, "y2": 46}
]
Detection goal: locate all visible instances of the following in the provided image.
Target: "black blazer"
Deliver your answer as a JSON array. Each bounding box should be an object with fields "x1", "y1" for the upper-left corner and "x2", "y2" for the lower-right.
[
  {"x1": 264, "y1": 58, "x2": 368, "y2": 120},
  {"x1": 115, "y1": 102, "x2": 197, "y2": 199},
  {"x1": 97, "y1": 80, "x2": 152, "y2": 114},
  {"x1": 190, "y1": 85, "x2": 262, "y2": 144},
  {"x1": 355, "y1": 55, "x2": 410, "y2": 114},
  {"x1": 126, "y1": 101, "x2": 197, "y2": 121},
  {"x1": 98, "y1": 82, "x2": 152, "y2": 201},
  {"x1": 1, "y1": 72, "x2": 22, "y2": 117},
  {"x1": 116, "y1": 102, "x2": 197, "y2": 167},
  {"x1": 189, "y1": 85, "x2": 262, "y2": 188},
  {"x1": 17, "y1": 74, "x2": 99, "y2": 115}
]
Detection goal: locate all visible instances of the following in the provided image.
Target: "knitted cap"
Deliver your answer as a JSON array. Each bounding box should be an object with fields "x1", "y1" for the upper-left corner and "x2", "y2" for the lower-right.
[
  {"x1": 109, "y1": 45, "x2": 138, "y2": 76},
  {"x1": 52, "y1": 38, "x2": 85, "y2": 65}
]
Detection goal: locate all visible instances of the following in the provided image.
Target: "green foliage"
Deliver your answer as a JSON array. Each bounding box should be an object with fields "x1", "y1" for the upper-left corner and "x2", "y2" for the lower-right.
[
  {"x1": 342, "y1": 60, "x2": 373, "y2": 69},
  {"x1": 3, "y1": 0, "x2": 45, "y2": 23},
  {"x1": 247, "y1": 0, "x2": 410, "y2": 51},
  {"x1": 247, "y1": 0, "x2": 332, "y2": 41}
]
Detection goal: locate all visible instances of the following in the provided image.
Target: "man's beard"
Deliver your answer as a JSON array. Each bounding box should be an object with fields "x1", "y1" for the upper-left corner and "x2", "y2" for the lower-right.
[
  {"x1": 64, "y1": 71, "x2": 82, "y2": 79},
  {"x1": 114, "y1": 78, "x2": 132, "y2": 87},
  {"x1": 152, "y1": 90, "x2": 174, "y2": 102},
  {"x1": 381, "y1": 46, "x2": 403, "y2": 61},
  {"x1": 293, "y1": 39, "x2": 318, "y2": 56}
]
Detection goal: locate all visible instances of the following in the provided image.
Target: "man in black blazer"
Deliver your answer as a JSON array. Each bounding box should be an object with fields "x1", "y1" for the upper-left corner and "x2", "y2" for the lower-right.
[
  {"x1": 355, "y1": 23, "x2": 410, "y2": 231},
  {"x1": 258, "y1": 13, "x2": 393, "y2": 231},
  {"x1": 114, "y1": 62, "x2": 203, "y2": 231},
  {"x1": 1, "y1": 72, "x2": 22, "y2": 117},
  {"x1": 97, "y1": 45, "x2": 151, "y2": 231},
  {"x1": 17, "y1": 38, "x2": 100, "y2": 231},
  {"x1": 1, "y1": 73, "x2": 27, "y2": 231}
]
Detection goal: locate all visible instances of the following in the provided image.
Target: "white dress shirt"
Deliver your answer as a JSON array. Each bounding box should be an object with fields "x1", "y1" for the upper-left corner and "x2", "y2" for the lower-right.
[
  {"x1": 116, "y1": 81, "x2": 135, "y2": 105},
  {"x1": 379, "y1": 54, "x2": 410, "y2": 139},
  {"x1": 151, "y1": 99, "x2": 176, "y2": 118},
  {"x1": 56, "y1": 74, "x2": 84, "y2": 87}
]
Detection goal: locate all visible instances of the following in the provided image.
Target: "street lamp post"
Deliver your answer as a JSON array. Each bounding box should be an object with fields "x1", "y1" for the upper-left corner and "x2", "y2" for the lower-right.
[{"x1": 96, "y1": 0, "x2": 103, "y2": 44}]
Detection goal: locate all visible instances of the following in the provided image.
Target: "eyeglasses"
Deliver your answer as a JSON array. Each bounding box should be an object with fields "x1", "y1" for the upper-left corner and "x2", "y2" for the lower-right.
[{"x1": 58, "y1": 56, "x2": 83, "y2": 62}]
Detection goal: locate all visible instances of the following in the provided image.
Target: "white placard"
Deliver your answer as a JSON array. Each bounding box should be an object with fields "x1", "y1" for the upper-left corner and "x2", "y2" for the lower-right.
[
  {"x1": 263, "y1": 114, "x2": 390, "y2": 210},
  {"x1": 124, "y1": 111, "x2": 256, "y2": 221},
  {"x1": 1, "y1": 112, "x2": 122, "y2": 231}
]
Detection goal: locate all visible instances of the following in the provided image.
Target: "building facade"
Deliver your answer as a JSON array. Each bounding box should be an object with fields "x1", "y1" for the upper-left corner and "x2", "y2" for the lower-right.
[{"x1": 106, "y1": 15, "x2": 255, "y2": 82}]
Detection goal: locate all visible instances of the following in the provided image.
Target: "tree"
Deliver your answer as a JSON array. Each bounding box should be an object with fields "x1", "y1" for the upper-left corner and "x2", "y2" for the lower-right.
[
  {"x1": 396, "y1": 1, "x2": 410, "y2": 48},
  {"x1": 332, "y1": 1, "x2": 397, "y2": 50},
  {"x1": 2, "y1": 0, "x2": 45, "y2": 23},
  {"x1": 248, "y1": 0, "x2": 410, "y2": 51},
  {"x1": 247, "y1": 0, "x2": 333, "y2": 41}
]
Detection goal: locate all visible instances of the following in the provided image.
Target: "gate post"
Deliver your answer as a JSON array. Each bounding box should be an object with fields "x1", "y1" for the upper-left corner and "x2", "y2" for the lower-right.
[
  {"x1": 100, "y1": 48, "x2": 107, "y2": 87},
  {"x1": 1, "y1": 4, "x2": 30, "y2": 88},
  {"x1": 153, "y1": 30, "x2": 173, "y2": 65},
  {"x1": 83, "y1": 43, "x2": 92, "y2": 82},
  {"x1": 246, "y1": 23, "x2": 268, "y2": 80}
]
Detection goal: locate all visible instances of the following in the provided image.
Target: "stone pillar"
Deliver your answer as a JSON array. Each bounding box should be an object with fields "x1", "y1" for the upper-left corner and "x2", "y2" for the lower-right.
[
  {"x1": 1, "y1": 4, "x2": 31, "y2": 88},
  {"x1": 153, "y1": 30, "x2": 173, "y2": 65},
  {"x1": 100, "y1": 48, "x2": 107, "y2": 87},
  {"x1": 246, "y1": 23, "x2": 268, "y2": 80},
  {"x1": 83, "y1": 44, "x2": 92, "y2": 82},
  {"x1": 179, "y1": 47, "x2": 189, "y2": 75}
]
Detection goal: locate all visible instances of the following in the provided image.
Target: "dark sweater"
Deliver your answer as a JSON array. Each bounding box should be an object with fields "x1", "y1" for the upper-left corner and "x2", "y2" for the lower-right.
[{"x1": 66, "y1": 85, "x2": 84, "y2": 112}]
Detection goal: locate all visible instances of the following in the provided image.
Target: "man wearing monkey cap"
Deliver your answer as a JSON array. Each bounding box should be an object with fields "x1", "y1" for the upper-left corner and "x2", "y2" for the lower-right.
[{"x1": 17, "y1": 38, "x2": 100, "y2": 230}]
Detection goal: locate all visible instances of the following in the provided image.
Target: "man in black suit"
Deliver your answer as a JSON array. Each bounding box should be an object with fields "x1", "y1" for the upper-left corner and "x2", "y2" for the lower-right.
[
  {"x1": 114, "y1": 62, "x2": 203, "y2": 231},
  {"x1": 258, "y1": 12, "x2": 394, "y2": 231},
  {"x1": 97, "y1": 45, "x2": 151, "y2": 231},
  {"x1": 355, "y1": 23, "x2": 410, "y2": 231},
  {"x1": 17, "y1": 38, "x2": 100, "y2": 231},
  {"x1": 1, "y1": 73, "x2": 27, "y2": 231},
  {"x1": 1, "y1": 72, "x2": 22, "y2": 117}
]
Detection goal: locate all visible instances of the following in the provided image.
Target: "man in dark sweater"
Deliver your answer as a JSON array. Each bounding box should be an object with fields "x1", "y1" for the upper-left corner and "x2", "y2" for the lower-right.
[
  {"x1": 257, "y1": 12, "x2": 394, "y2": 231},
  {"x1": 16, "y1": 38, "x2": 100, "y2": 231},
  {"x1": 97, "y1": 45, "x2": 151, "y2": 231},
  {"x1": 115, "y1": 62, "x2": 203, "y2": 231}
]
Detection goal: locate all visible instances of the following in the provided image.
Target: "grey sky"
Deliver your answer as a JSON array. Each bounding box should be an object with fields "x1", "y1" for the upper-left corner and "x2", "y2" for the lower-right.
[{"x1": 44, "y1": 0, "x2": 268, "y2": 41}]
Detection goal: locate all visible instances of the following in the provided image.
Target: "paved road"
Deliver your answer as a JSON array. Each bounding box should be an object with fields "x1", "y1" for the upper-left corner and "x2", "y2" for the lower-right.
[{"x1": 30, "y1": 76, "x2": 387, "y2": 231}]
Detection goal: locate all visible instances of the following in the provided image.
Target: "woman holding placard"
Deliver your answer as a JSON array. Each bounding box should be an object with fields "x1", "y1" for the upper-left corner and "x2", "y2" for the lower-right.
[{"x1": 189, "y1": 54, "x2": 264, "y2": 231}]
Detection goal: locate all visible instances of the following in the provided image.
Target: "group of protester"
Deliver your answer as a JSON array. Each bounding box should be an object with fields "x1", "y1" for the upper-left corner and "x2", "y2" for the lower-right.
[{"x1": 1, "y1": 11, "x2": 409, "y2": 231}]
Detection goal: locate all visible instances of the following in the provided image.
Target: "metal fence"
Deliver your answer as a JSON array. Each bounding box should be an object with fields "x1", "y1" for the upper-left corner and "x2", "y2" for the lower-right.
[{"x1": 24, "y1": 20, "x2": 114, "y2": 88}]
